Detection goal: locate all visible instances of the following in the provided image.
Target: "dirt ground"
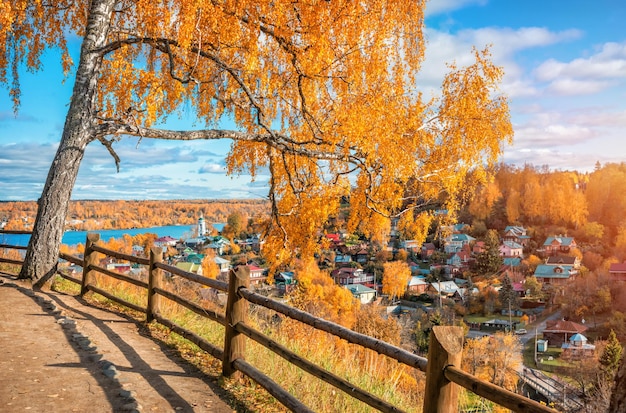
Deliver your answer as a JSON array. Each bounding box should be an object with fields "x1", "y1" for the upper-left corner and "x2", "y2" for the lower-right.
[{"x1": 0, "y1": 276, "x2": 237, "y2": 413}]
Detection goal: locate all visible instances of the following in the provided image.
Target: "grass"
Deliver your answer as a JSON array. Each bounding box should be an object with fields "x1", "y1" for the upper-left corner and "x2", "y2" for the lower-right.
[{"x1": 51, "y1": 272, "x2": 427, "y2": 412}]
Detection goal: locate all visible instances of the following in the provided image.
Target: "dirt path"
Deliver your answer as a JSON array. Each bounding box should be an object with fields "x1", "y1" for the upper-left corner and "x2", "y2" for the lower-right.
[{"x1": 0, "y1": 276, "x2": 236, "y2": 413}]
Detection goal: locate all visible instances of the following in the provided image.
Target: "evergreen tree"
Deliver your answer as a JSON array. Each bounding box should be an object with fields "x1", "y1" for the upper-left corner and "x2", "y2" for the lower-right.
[
  {"x1": 498, "y1": 274, "x2": 518, "y2": 313},
  {"x1": 472, "y1": 229, "x2": 503, "y2": 276},
  {"x1": 599, "y1": 329, "x2": 623, "y2": 378}
]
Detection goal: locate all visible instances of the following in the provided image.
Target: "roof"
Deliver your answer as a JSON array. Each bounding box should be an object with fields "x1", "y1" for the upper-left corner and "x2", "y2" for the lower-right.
[
  {"x1": 544, "y1": 320, "x2": 587, "y2": 334},
  {"x1": 502, "y1": 240, "x2": 523, "y2": 249},
  {"x1": 512, "y1": 282, "x2": 525, "y2": 292},
  {"x1": 155, "y1": 236, "x2": 178, "y2": 242},
  {"x1": 546, "y1": 256, "x2": 577, "y2": 265},
  {"x1": 543, "y1": 236, "x2": 575, "y2": 247},
  {"x1": 503, "y1": 257, "x2": 522, "y2": 267},
  {"x1": 345, "y1": 284, "x2": 377, "y2": 295},
  {"x1": 213, "y1": 257, "x2": 230, "y2": 265},
  {"x1": 331, "y1": 267, "x2": 365, "y2": 278},
  {"x1": 430, "y1": 281, "x2": 459, "y2": 293},
  {"x1": 175, "y1": 262, "x2": 200, "y2": 273},
  {"x1": 504, "y1": 226, "x2": 526, "y2": 235},
  {"x1": 408, "y1": 276, "x2": 428, "y2": 287},
  {"x1": 609, "y1": 262, "x2": 626, "y2": 273},
  {"x1": 569, "y1": 333, "x2": 587, "y2": 342},
  {"x1": 534, "y1": 264, "x2": 576, "y2": 279},
  {"x1": 449, "y1": 234, "x2": 475, "y2": 242}
]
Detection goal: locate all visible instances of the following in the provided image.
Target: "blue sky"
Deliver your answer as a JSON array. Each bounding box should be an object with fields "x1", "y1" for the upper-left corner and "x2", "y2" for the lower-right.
[{"x1": 2, "y1": 0, "x2": 626, "y2": 201}]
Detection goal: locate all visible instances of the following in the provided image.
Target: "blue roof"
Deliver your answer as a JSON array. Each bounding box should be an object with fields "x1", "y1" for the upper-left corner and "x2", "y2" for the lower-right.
[
  {"x1": 534, "y1": 264, "x2": 576, "y2": 278},
  {"x1": 503, "y1": 257, "x2": 522, "y2": 267},
  {"x1": 543, "y1": 236, "x2": 575, "y2": 247},
  {"x1": 345, "y1": 284, "x2": 376, "y2": 295}
]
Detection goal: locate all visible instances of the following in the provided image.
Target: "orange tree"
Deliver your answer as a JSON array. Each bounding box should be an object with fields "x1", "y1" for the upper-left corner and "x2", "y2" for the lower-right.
[
  {"x1": 382, "y1": 260, "x2": 411, "y2": 301},
  {"x1": 2, "y1": 0, "x2": 512, "y2": 283}
]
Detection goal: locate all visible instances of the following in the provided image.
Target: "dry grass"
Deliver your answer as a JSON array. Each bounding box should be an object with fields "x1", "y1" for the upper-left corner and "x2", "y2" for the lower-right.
[{"x1": 52, "y1": 272, "x2": 427, "y2": 412}]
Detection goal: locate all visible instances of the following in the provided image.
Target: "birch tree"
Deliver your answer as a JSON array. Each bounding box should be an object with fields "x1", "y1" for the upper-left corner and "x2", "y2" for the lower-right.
[{"x1": 2, "y1": 0, "x2": 513, "y2": 283}]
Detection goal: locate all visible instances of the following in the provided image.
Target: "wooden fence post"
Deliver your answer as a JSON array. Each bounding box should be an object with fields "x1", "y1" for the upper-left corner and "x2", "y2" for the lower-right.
[
  {"x1": 147, "y1": 246, "x2": 163, "y2": 323},
  {"x1": 423, "y1": 326, "x2": 464, "y2": 413},
  {"x1": 81, "y1": 232, "x2": 100, "y2": 296},
  {"x1": 222, "y1": 265, "x2": 250, "y2": 377}
]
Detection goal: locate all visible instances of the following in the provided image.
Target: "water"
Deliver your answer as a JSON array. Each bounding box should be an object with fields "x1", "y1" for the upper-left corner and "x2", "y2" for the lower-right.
[{"x1": 1, "y1": 225, "x2": 196, "y2": 247}]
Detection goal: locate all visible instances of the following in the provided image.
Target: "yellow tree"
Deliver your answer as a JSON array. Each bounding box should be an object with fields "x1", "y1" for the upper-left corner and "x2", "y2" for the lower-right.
[
  {"x1": 3, "y1": 0, "x2": 512, "y2": 283},
  {"x1": 201, "y1": 250, "x2": 220, "y2": 280},
  {"x1": 382, "y1": 261, "x2": 411, "y2": 301}
]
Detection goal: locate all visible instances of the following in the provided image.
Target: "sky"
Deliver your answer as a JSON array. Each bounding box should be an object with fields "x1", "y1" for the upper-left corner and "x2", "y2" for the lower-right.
[{"x1": 1, "y1": 0, "x2": 626, "y2": 201}]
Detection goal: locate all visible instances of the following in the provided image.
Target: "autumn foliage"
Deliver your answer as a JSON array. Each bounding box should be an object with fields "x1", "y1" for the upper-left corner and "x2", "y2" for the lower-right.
[{"x1": 3, "y1": 0, "x2": 512, "y2": 282}]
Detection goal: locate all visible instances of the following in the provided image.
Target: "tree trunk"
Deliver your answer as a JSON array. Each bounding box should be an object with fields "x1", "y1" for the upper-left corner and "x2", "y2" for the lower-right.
[{"x1": 18, "y1": 0, "x2": 116, "y2": 284}]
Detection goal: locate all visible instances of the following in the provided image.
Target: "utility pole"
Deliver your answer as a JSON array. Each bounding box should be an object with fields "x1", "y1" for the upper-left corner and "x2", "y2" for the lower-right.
[
  {"x1": 534, "y1": 327, "x2": 538, "y2": 366},
  {"x1": 508, "y1": 298, "x2": 512, "y2": 333}
]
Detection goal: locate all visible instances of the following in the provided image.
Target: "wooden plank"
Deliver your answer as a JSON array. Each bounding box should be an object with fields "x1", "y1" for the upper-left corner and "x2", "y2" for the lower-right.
[
  {"x1": 423, "y1": 326, "x2": 464, "y2": 413},
  {"x1": 239, "y1": 288, "x2": 429, "y2": 372},
  {"x1": 154, "y1": 261, "x2": 228, "y2": 291},
  {"x1": 58, "y1": 252, "x2": 83, "y2": 266},
  {"x1": 147, "y1": 247, "x2": 163, "y2": 323},
  {"x1": 91, "y1": 244, "x2": 150, "y2": 265},
  {"x1": 222, "y1": 266, "x2": 249, "y2": 377},
  {"x1": 445, "y1": 366, "x2": 557, "y2": 413},
  {"x1": 86, "y1": 264, "x2": 148, "y2": 289},
  {"x1": 154, "y1": 287, "x2": 226, "y2": 326},
  {"x1": 0, "y1": 244, "x2": 28, "y2": 250},
  {"x1": 235, "y1": 322, "x2": 403, "y2": 412},
  {"x1": 86, "y1": 284, "x2": 146, "y2": 313},
  {"x1": 155, "y1": 315, "x2": 224, "y2": 360},
  {"x1": 233, "y1": 358, "x2": 315, "y2": 413},
  {"x1": 81, "y1": 233, "x2": 100, "y2": 296}
]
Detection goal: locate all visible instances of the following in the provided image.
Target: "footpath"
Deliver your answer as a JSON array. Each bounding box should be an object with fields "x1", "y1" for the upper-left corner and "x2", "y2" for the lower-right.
[{"x1": 0, "y1": 276, "x2": 236, "y2": 413}]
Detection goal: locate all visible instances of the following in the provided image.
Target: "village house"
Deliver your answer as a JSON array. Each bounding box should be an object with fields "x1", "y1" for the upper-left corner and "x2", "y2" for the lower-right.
[
  {"x1": 609, "y1": 262, "x2": 626, "y2": 282},
  {"x1": 533, "y1": 263, "x2": 577, "y2": 285},
  {"x1": 175, "y1": 261, "x2": 203, "y2": 276},
  {"x1": 205, "y1": 236, "x2": 231, "y2": 255},
  {"x1": 472, "y1": 241, "x2": 485, "y2": 254},
  {"x1": 542, "y1": 319, "x2": 588, "y2": 347},
  {"x1": 407, "y1": 275, "x2": 429, "y2": 294},
  {"x1": 502, "y1": 226, "x2": 530, "y2": 247},
  {"x1": 154, "y1": 235, "x2": 178, "y2": 248},
  {"x1": 345, "y1": 284, "x2": 377, "y2": 304},
  {"x1": 542, "y1": 235, "x2": 577, "y2": 256},
  {"x1": 401, "y1": 239, "x2": 421, "y2": 252},
  {"x1": 443, "y1": 233, "x2": 475, "y2": 253},
  {"x1": 421, "y1": 243, "x2": 437, "y2": 260},
  {"x1": 248, "y1": 264, "x2": 267, "y2": 285},
  {"x1": 354, "y1": 248, "x2": 370, "y2": 264},
  {"x1": 275, "y1": 271, "x2": 296, "y2": 294},
  {"x1": 213, "y1": 256, "x2": 230, "y2": 274},
  {"x1": 331, "y1": 267, "x2": 374, "y2": 286},
  {"x1": 561, "y1": 333, "x2": 595, "y2": 360},
  {"x1": 428, "y1": 280, "x2": 463, "y2": 302},
  {"x1": 545, "y1": 255, "x2": 580, "y2": 269},
  {"x1": 334, "y1": 253, "x2": 352, "y2": 267},
  {"x1": 446, "y1": 249, "x2": 472, "y2": 274},
  {"x1": 499, "y1": 240, "x2": 523, "y2": 257}
]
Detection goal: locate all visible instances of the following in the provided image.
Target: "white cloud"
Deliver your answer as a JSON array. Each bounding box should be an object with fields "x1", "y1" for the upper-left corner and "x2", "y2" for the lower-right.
[
  {"x1": 546, "y1": 78, "x2": 612, "y2": 95},
  {"x1": 198, "y1": 163, "x2": 225, "y2": 174}
]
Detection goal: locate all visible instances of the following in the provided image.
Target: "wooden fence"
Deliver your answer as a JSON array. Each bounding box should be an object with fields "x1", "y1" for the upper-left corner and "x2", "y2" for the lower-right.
[{"x1": 0, "y1": 230, "x2": 556, "y2": 413}]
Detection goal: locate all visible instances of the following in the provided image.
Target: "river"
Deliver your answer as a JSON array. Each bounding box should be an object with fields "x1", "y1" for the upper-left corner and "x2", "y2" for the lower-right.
[{"x1": 0, "y1": 224, "x2": 225, "y2": 247}]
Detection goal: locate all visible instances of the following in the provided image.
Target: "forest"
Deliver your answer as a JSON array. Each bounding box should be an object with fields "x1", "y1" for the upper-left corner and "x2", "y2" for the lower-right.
[
  {"x1": 459, "y1": 162, "x2": 626, "y2": 265},
  {"x1": 0, "y1": 199, "x2": 269, "y2": 232}
]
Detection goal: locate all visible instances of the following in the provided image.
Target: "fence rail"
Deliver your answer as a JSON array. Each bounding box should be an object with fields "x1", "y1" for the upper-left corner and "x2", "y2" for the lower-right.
[{"x1": 0, "y1": 230, "x2": 556, "y2": 413}]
